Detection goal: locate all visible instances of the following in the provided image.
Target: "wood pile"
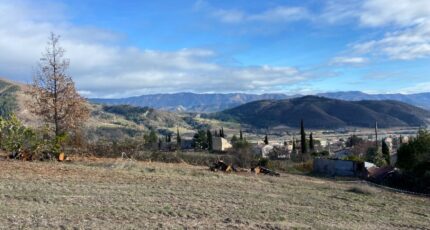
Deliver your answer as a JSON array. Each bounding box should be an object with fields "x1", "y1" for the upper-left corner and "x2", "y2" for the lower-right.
[
  {"x1": 209, "y1": 160, "x2": 237, "y2": 172},
  {"x1": 252, "y1": 166, "x2": 280, "y2": 176}
]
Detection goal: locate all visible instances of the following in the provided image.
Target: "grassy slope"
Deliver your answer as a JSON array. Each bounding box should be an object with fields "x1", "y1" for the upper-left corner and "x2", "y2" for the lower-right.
[{"x1": 0, "y1": 159, "x2": 428, "y2": 229}]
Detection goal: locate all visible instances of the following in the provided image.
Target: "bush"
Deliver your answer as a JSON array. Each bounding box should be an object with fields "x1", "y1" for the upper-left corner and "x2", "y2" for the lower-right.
[
  {"x1": 365, "y1": 147, "x2": 387, "y2": 167},
  {"x1": 293, "y1": 160, "x2": 313, "y2": 173},
  {"x1": 397, "y1": 129, "x2": 430, "y2": 175},
  {"x1": 347, "y1": 185, "x2": 375, "y2": 195},
  {"x1": 311, "y1": 151, "x2": 329, "y2": 157},
  {"x1": 258, "y1": 158, "x2": 269, "y2": 167},
  {"x1": 0, "y1": 115, "x2": 38, "y2": 156},
  {"x1": 343, "y1": 155, "x2": 364, "y2": 162}
]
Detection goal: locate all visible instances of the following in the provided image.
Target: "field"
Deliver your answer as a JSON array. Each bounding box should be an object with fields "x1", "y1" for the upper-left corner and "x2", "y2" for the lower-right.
[{"x1": 0, "y1": 158, "x2": 429, "y2": 229}]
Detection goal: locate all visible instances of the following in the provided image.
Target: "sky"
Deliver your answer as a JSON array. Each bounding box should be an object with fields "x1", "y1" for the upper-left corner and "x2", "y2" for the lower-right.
[{"x1": 0, "y1": 0, "x2": 429, "y2": 98}]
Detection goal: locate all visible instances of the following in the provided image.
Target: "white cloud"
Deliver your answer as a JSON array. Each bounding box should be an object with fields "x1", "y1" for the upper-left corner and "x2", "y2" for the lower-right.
[
  {"x1": 330, "y1": 56, "x2": 368, "y2": 66},
  {"x1": 0, "y1": 0, "x2": 313, "y2": 98},
  {"x1": 320, "y1": 0, "x2": 360, "y2": 24},
  {"x1": 212, "y1": 5, "x2": 310, "y2": 24},
  {"x1": 352, "y1": 21, "x2": 430, "y2": 60},
  {"x1": 323, "y1": 0, "x2": 430, "y2": 61},
  {"x1": 360, "y1": 0, "x2": 430, "y2": 27}
]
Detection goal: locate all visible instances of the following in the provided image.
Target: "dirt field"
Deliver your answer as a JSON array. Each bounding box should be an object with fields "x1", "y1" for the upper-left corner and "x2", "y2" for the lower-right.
[{"x1": 0, "y1": 158, "x2": 429, "y2": 229}]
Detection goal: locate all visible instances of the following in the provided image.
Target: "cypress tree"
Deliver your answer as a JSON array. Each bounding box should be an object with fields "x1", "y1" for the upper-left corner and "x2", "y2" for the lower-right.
[
  {"x1": 176, "y1": 127, "x2": 181, "y2": 148},
  {"x1": 207, "y1": 129, "x2": 213, "y2": 151},
  {"x1": 375, "y1": 121, "x2": 378, "y2": 149},
  {"x1": 382, "y1": 140, "x2": 390, "y2": 164},
  {"x1": 309, "y1": 132, "x2": 314, "y2": 151},
  {"x1": 239, "y1": 129, "x2": 243, "y2": 140},
  {"x1": 300, "y1": 119, "x2": 307, "y2": 154},
  {"x1": 264, "y1": 134, "x2": 269, "y2": 145},
  {"x1": 292, "y1": 137, "x2": 296, "y2": 151}
]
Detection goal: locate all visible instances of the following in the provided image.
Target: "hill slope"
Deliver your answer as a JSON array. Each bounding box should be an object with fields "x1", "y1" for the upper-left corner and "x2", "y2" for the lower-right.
[
  {"x1": 211, "y1": 96, "x2": 430, "y2": 128},
  {"x1": 0, "y1": 78, "x2": 202, "y2": 138},
  {"x1": 0, "y1": 78, "x2": 20, "y2": 117}
]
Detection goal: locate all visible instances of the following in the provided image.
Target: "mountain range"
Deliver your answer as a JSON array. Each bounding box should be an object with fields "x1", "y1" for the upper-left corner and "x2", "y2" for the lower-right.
[
  {"x1": 90, "y1": 93, "x2": 292, "y2": 112},
  {"x1": 2, "y1": 77, "x2": 430, "y2": 129},
  {"x1": 90, "y1": 91, "x2": 430, "y2": 112},
  {"x1": 208, "y1": 96, "x2": 430, "y2": 129}
]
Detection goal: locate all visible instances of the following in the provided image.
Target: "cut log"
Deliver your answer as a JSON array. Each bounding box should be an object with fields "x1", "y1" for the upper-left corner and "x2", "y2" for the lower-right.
[
  {"x1": 252, "y1": 166, "x2": 280, "y2": 176},
  {"x1": 58, "y1": 152, "x2": 65, "y2": 161}
]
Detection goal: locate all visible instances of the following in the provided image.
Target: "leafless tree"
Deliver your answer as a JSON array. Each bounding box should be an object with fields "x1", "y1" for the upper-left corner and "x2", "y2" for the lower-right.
[{"x1": 28, "y1": 33, "x2": 89, "y2": 138}]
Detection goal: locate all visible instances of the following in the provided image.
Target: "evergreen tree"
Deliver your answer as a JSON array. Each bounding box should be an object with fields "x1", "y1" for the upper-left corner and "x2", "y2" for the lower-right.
[
  {"x1": 309, "y1": 132, "x2": 314, "y2": 151},
  {"x1": 300, "y1": 119, "x2": 307, "y2": 154},
  {"x1": 207, "y1": 129, "x2": 213, "y2": 151},
  {"x1": 375, "y1": 121, "x2": 379, "y2": 149},
  {"x1": 239, "y1": 129, "x2": 243, "y2": 140},
  {"x1": 292, "y1": 137, "x2": 296, "y2": 151},
  {"x1": 381, "y1": 140, "x2": 390, "y2": 164},
  {"x1": 148, "y1": 129, "x2": 158, "y2": 145},
  {"x1": 264, "y1": 134, "x2": 269, "y2": 145},
  {"x1": 176, "y1": 127, "x2": 181, "y2": 148},
  {"x1": 231, "y1": 135, "x2": 238, "y2": 144},
  {"x1": 192, "y1": 130, "x2": 208, "y2": 150},
  {"x1": 220, "y1": 127, "x2": 225, "y2": 138}
]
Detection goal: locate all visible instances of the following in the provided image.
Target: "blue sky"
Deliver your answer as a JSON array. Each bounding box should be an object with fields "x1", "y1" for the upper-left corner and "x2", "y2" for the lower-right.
[{"x1": 0, "y1": 0, "x2": 429, "y2": 97}]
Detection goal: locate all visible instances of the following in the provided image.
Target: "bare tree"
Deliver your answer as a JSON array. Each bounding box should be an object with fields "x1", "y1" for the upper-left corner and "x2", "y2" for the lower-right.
[{"x1": 28, "y1": 33, "x2": 89, "y2": 138}]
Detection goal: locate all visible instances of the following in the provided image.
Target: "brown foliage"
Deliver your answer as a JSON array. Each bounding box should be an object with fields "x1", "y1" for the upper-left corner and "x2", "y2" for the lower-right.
[{"x1": 27, "y1": 33, "x2": 89, "y2": 136}]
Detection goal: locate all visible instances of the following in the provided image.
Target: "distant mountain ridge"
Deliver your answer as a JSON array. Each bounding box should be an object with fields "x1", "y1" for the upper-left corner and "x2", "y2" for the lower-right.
[
  {"x1": 90, "y1": 93, "x2": 292, "y2": 112},
  {"x1": 318, "y1": 91, "x2": 430, "y2": 110},
  {"x1": 209, "y1": 96, "x2": 430, "y2": 129},
  {"x1": 90, "y1": 91, "x2": 430, "y2": 112}
]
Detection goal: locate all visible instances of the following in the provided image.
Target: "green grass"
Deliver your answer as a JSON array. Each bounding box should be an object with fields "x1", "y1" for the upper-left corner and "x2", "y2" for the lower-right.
[{"x1": 0, "y1": 158, "x2": 429, "y2": 229}]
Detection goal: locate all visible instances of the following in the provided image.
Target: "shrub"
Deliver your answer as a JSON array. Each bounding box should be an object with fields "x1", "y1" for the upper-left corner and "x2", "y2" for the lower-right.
[
  {"x1": 0, "y1": 115, "x2": 39, "y2": 157},
  {"x1": 343, "y1": 155, "x2": 364, "y2": 162},
  {"x1": 258, "y1": 158, "x2": 269, "y2": 167},
  {"x1": 311, "y1": 151, "x2": 329, "y2": 157},
  {"x1": 347, "y1": 185, "x2": 375, "y2": 195},
  {"x1": 293, "y1": 160, "x2": 313, "y2": 173},
  {"x1": 397, "y1": 129, "x2": 430, "y2": 175}
]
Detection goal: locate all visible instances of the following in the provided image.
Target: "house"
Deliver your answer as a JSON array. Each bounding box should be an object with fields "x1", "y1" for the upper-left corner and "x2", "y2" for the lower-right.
[
  {"x1": 261, "y1": 145, "x2": 274, "y2": 158},
  {"x1": 260, "y1": 143, "x2": 291, "y2": 159},
  {"x1": 212, "y1": 137, "x2": 232, "y2": 152},
  {"x1": 180, "y1": 139, "x2": 194, "y2": 150},
  {"x1": 313, "y1": 158, "x2": 366, "y2": 177},
  {"x1": 334, "y1": 148, "x2": 352, "y2": 159}
]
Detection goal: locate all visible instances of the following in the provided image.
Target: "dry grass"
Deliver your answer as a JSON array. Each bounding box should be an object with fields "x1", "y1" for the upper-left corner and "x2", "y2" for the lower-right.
[{"x1": 0, "y1": 157, "x2": 429, "y2": 229}]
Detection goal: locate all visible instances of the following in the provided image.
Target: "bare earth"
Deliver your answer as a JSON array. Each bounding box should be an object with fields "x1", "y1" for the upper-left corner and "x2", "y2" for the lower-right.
[{"x1": 0, "y1": 158, "x2": 429, "y2": 229}]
